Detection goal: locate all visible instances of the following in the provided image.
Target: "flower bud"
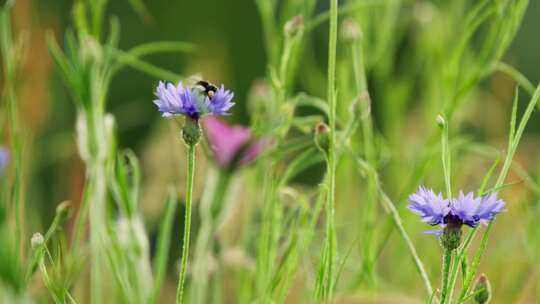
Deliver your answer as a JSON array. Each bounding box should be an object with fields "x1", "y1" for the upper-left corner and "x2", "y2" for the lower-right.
[
  {"x1": 474, "y1": 274, "x2": 491, "y2": 304},
  {"x1": 284, "y1": 15, "x2": 304, "y2": 39},
  {"x1": 314, "y1": 122, "x2": 330, "y2": 155},
  {"x1": 55, "y1": 201, "x2": 72, "y2": 224},
  {"x1": 182, "y1": 117, "x2": 202, "y2": 147},
  {"x1": 31, "y1": 233, "x2": 45, "y2": 250},
  {"x1": 441, "y1": 221, "x2": 461, "y2": 251},
  {"x1": 341, "y1": 18, "x2": 361, "y2": 42},
  {"x1": 436, "y1": 114, "x2": 446, "y2": 128}
]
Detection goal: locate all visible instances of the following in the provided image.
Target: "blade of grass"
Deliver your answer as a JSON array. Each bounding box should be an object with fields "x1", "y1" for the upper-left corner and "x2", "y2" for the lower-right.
[{"x1": 150, "y1": 189, "x2": 178, "y2": 304}]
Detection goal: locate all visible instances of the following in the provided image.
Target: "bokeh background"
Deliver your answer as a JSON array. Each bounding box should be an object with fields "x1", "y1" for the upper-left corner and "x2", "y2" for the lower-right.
[{"x1": 3, "y1": 0, "x2": 540, "y2": 303}]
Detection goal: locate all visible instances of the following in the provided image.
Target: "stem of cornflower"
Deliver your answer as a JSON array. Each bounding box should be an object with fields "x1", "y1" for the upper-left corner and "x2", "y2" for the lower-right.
[
  {"x1": 176, "y1": 144, "x2": 196, "y2": 304},
  {"x1": 440, "y1": 248, "x2": 453, "y2": 304}
]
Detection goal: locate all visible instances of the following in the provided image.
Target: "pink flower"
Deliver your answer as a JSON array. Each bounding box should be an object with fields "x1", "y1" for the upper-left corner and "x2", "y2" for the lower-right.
[{"x1": 203, "y1": 117, "x2": 267, "y2": 169}]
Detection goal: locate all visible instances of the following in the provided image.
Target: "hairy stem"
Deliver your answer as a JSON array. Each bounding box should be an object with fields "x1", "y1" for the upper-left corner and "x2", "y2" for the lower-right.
[{"x1": 440, "y1": 248, "x2": 453, "y2": 304}]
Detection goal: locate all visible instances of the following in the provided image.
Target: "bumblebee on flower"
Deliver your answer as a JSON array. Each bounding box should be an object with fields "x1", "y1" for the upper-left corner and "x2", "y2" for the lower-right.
[{"x1": 153, "y1": 80, "x2": 235, "y2": 147}]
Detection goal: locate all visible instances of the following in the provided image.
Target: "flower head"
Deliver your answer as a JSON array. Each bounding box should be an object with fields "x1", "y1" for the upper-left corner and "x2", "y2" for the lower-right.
[
  {"x1": 408, "y1": 186, "x2": 506, "y2": 233},
  {"x1": 203, "y1": 117, "x2": 267, "y2": 169},
  {"x1": 0, "y1": 146, "x2": 9, "y2": 176},
  {"x1": 153, "y1": 81, "x2": 234, "y2": 119}
]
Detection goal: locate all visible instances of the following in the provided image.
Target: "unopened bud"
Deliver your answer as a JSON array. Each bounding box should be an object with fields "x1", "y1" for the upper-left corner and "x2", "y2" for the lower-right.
[
  {"x1": 182, "y1": 117, "x2": 202, "y2": 147},
  {"x1": 31, "y1": 233, "x2": 45, "y2": 250},
  {"x1": 314, "y1": 122, "x2": 330, "y2": 155},
  {"x1": 474, "y1": 274, "x2": 491, "y2": 304},
  {"x1": 55, "y1": 201, "x2": 72, "y2": 224},
  {"x1": 436, "y1": 114, "x2": 446, "y2": 128},
  {"x1": 284, "y1": 15, "x2": 304, "y2": 38},
  {"x1": 341, "y1": 18, "x2": 361, "y2": 42}
]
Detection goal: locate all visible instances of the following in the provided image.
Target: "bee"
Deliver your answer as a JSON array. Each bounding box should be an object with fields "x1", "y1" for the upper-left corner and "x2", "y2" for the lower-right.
[{"x1": 196, "y1": 80, "x2": 218, "y2": 98}]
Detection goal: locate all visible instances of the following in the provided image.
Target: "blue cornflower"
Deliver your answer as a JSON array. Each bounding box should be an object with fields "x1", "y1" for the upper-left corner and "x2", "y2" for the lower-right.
[
  {"x1": 153, "y1": 81, "x2": 234, "y2": 119},
  {"x1": 408, "y1": 186, "x2": 506, "y2": 233},
  {"x1": 0, "y1": 146, "x2": 9, "y2": 176}
]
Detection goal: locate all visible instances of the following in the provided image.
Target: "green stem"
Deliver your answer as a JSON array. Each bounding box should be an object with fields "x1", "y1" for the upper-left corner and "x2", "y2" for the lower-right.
[
  {"x1": 351, "y1": 30, "x2": 378, "y2": 287},
  {"x1": 176, "y1": 145, "x2": 196, "y2": 304},
  {"x1": 321, "y1": 0, "x2": 339, "y2": 299},
  {"x1": 87, "y1": 111, "x2": 108, "y2": 304},
  {"x1": 440, "y1": 248, "x2": 453, "y2": 304},
  {"x1": 441, "y1": 118, "x2": 452, "y2": 198},
  {"x1": 379, "y1": 190, "x2": 433, "y2": 295},
  {"x1": 305, "y1": 0, "x2": 385, "y2": 33}
]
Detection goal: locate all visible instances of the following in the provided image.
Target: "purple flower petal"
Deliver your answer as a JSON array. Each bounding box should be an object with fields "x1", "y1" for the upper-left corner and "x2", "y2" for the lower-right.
[
  {"x1": 407, "y1": 186, "x2": 450, "y2": 225},
  {"x1": 424, "y1": 229, "x2": 444, "y2": 237},
  {"x1": 450, "y1": 191, "x2": 505, "y2": 228},
  {"x1": 208, "y1": 85, "x2": 235, "y2": 116},
  {"x1": 473, "y1": 193, "x2": 506, "y2": 225},
  {"x1": 449, "y1": 191, "x2": 481, "y2": 227}
]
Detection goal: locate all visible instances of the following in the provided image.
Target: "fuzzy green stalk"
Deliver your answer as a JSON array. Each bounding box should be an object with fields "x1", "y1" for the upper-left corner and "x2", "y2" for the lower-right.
[
  {"x1": 440, "y1": 248, "x2": 453, "y2": 304},
  {"x1": 317, "y1": 0, "x2": 339, "y2": 300},
  {"x1": 176, "y1": 143, "x2": 196, "y2": 304}
]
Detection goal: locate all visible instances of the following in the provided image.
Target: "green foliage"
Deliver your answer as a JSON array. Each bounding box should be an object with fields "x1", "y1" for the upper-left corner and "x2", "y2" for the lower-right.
[{"x1": 2, "y1": 0, "x2": 540, "y2": 303}]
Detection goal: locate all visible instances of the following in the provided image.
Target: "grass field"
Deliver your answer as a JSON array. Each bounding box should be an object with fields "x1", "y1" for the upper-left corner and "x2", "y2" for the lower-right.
[{"x1": 1, "y1": 0, "x2": 540, "y2": 303}]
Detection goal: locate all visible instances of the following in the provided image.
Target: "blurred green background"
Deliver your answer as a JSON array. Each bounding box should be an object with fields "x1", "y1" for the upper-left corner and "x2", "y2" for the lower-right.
[
  {"x1": 19, "y1": 0, "x2": 540, "y2": 223},
  {"x1": 3, "y1": 0, "x2": 540, "y2": 302}
]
